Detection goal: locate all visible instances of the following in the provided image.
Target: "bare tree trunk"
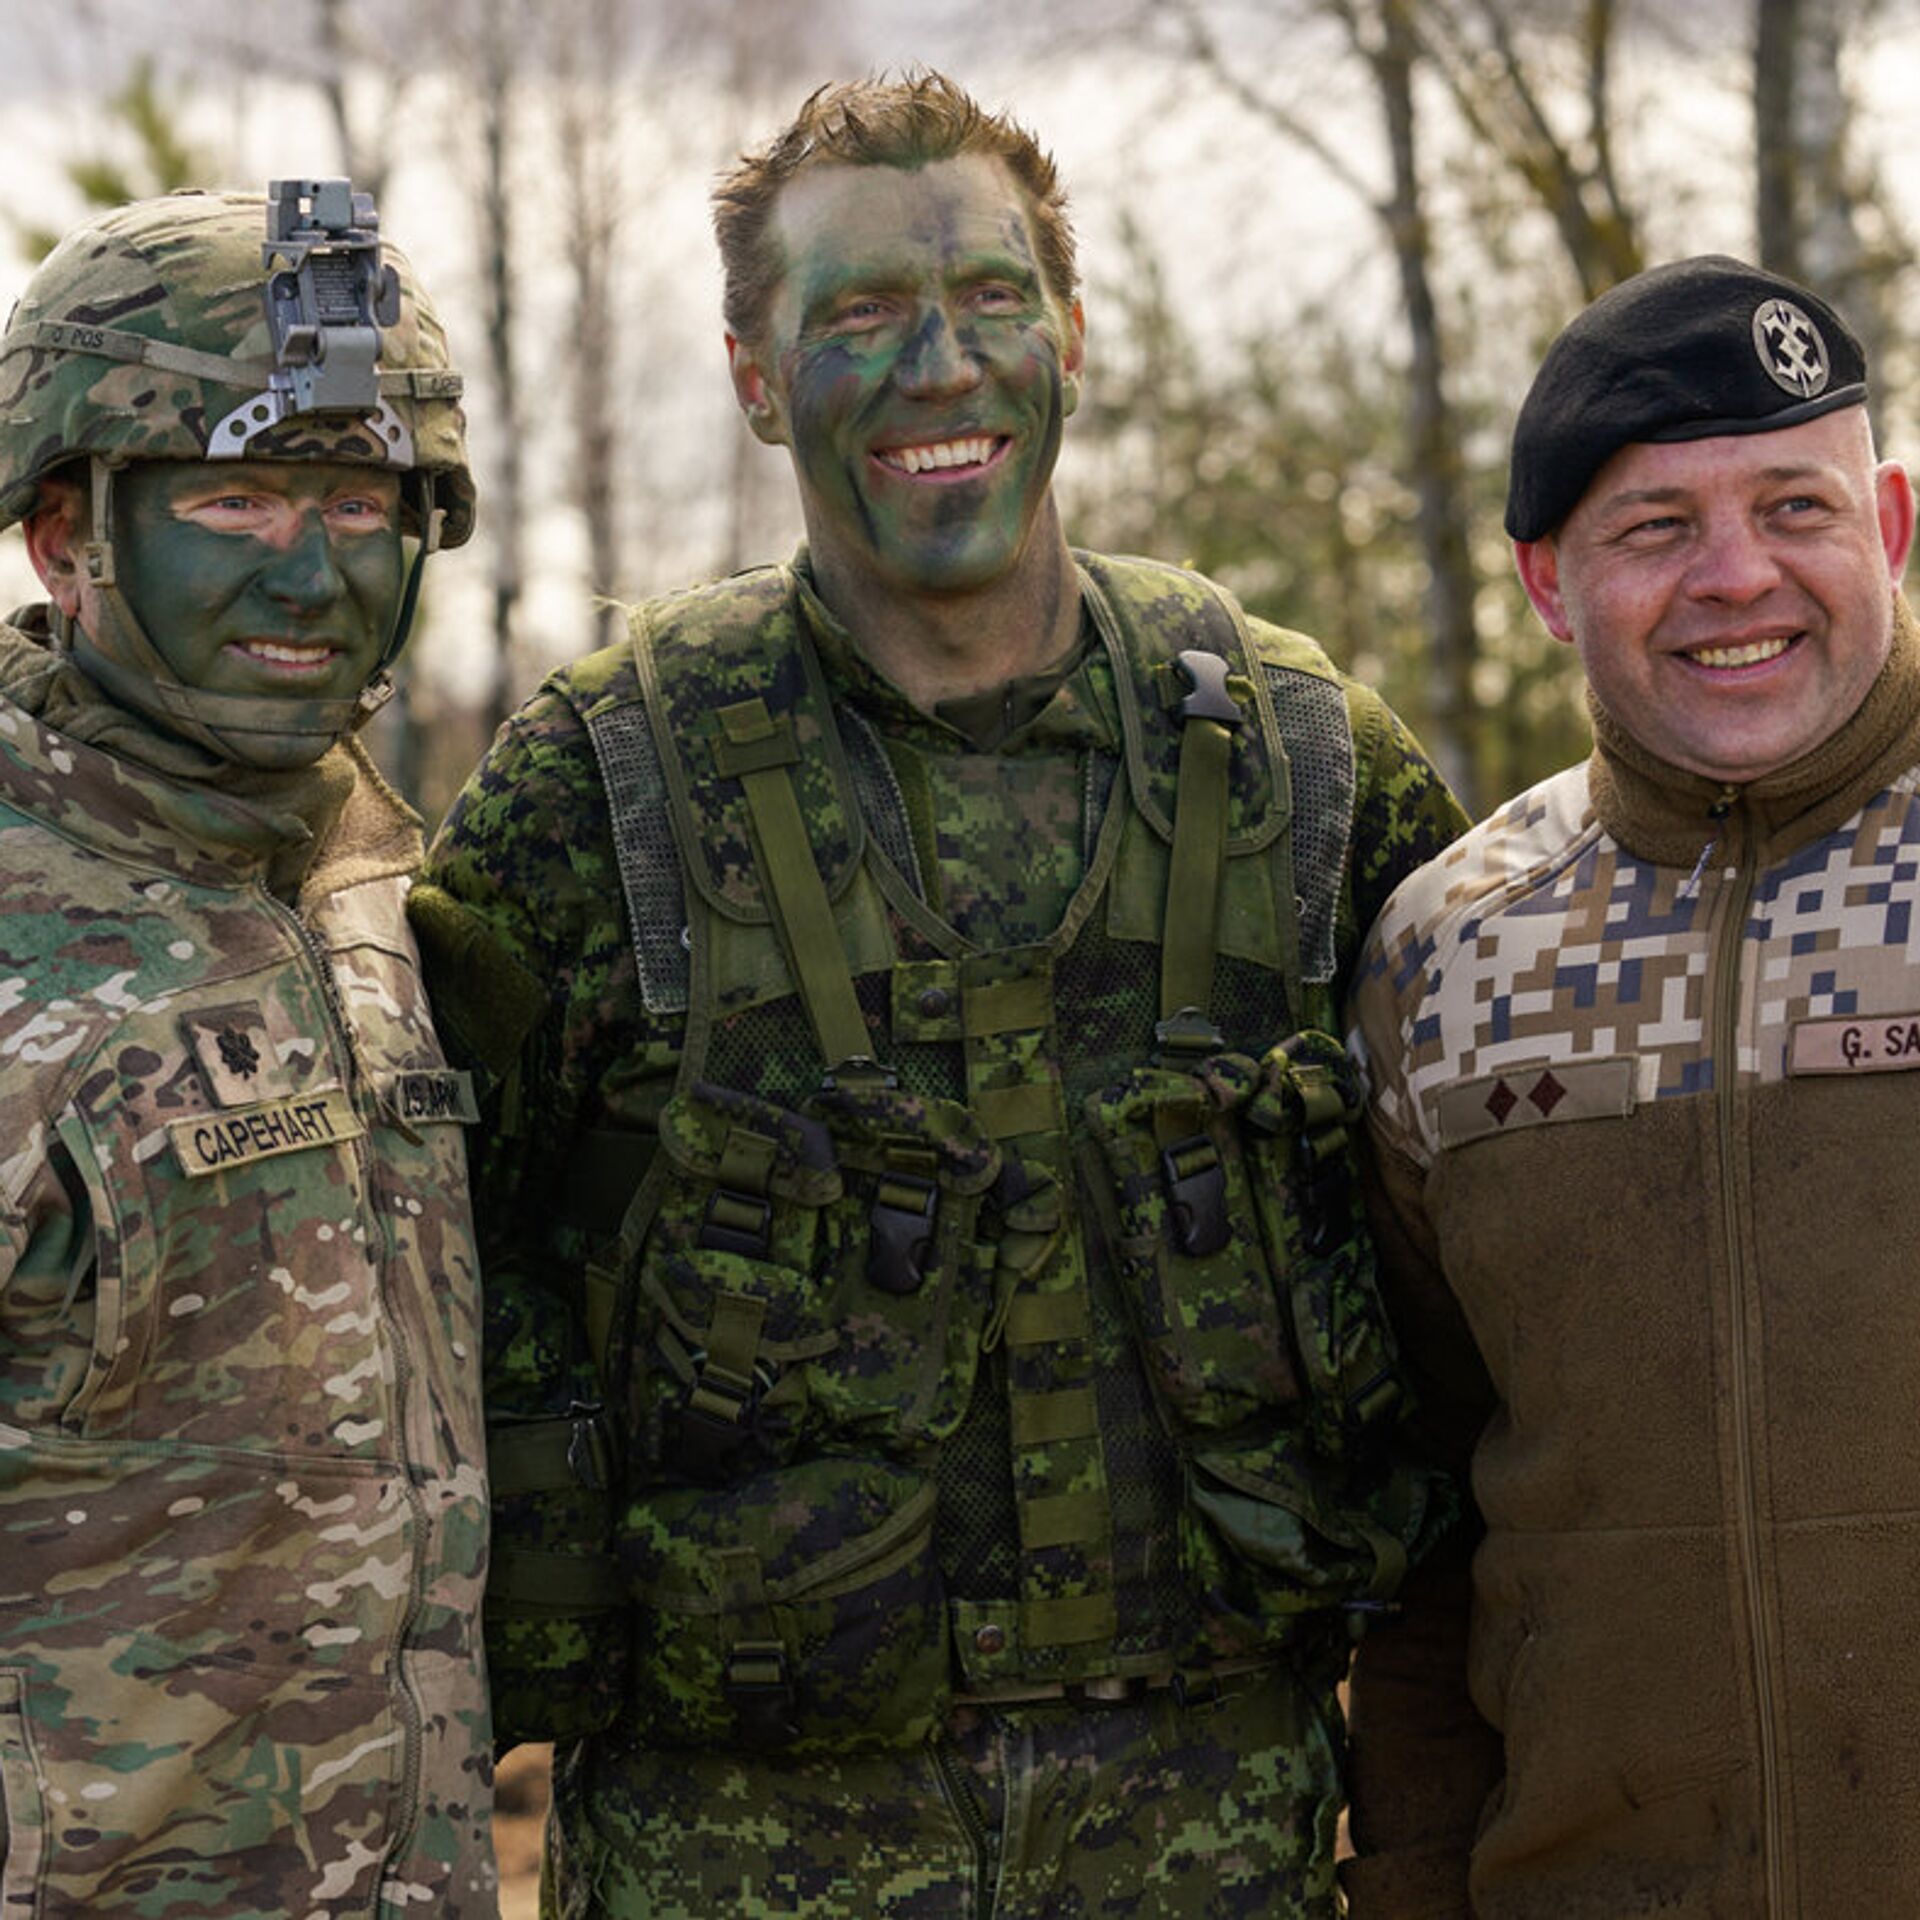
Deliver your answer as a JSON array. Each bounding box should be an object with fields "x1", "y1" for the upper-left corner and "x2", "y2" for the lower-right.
[
  {"x1": 478, "y1": 0, "x2": 522, "y2": 738},
  {"x1": 1370, "y1": 0, "x2": 1480, "y2": 807},
  {"x1": 1751, "y1": 0, "x2": 1903, "y2": 434},
  {"x1": 552, "y1": 0, "x2": 625, "y2": 652},
  {"x1": 1755, "y1": 0, "x2": 1801, "y2": 272}
]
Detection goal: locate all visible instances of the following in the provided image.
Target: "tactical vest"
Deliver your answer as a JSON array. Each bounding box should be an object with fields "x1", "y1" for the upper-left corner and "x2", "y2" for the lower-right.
[{"x1": 563, "y1": 555, "x2": 1437, "y2": 1753}]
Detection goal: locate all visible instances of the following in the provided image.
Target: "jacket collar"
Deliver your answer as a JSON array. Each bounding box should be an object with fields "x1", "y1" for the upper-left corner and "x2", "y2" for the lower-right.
[{"x1": 1587, "y1": 592, "x2": 1920, "y2": 867}]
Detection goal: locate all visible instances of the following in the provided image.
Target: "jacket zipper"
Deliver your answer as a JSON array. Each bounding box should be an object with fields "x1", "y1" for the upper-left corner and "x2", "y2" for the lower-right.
[
  {"x1": 264, "y1": 887, "x2": 431, "y2": 1895},
  {"x1": 930, "y1": 1733, "x2": 1001, "y2": 1917},
  {"x1": 1706, "y1": 816, "x2": 1785, "y2": 1914}
]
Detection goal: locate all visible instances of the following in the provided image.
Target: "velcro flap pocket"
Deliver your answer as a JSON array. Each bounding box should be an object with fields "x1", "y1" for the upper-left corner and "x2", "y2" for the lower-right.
[
  {"x1": 1084, "y1": 1055, "x2": 1300, "y2": 1433},
  {"x1": 622, "y1": 1457, "x2": 948, "y2": 1753}
]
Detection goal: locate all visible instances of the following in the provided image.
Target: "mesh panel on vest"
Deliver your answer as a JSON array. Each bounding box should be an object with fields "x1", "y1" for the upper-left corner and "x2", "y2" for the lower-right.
[
  {"x1": 1267, "y1": 665, "x2": 1355, "y2": 987},
  {"x1": 586, "y1": 701, "x2": 690, "y2": 1015},
  {"x1": 935, "y1": 1344, "x2": 1020, "y2": 1599},
  {"x1": 841, "y1": 708, "x2": 926, "y2": 900}
]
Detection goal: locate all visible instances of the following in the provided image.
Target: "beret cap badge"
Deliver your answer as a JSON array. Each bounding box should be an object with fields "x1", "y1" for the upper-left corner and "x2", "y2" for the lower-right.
[
  {"x1": 1504, "y1": 255, "x2": 1869, "y2": 541},
  {"x1": 1752, "y1": 297, "x2": 1830, "y2": 399}
]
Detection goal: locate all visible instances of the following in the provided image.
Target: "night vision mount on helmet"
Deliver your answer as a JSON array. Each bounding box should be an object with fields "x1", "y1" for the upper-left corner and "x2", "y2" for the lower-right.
[{"x1": 0, "y1": 179, "x2": 474, "y2": 767}]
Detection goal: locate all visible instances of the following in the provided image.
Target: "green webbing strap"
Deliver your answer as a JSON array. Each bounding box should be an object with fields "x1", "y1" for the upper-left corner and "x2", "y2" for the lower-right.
[
  {"x1": 714, "y1": 698, "x2": 873, "y2": 1075},
  {"x1": 1021, "y1": 1490, "x2": 1107, "y2": 1549},
  {"x1": 1159, "y1": 651, "x2": 1244, "y2": 1032},
  {"x1": 1023, "y1": 1592, "x2": 1118, "y2": 1649},
  {"x1": 688, "y1": 1290, "x2": 769, "y2": 1426},
  {"x1": 486, "y1": 1545, "x2": 627, "y2": 1612},
  {"x1": 583, "y1": 1260, "x2": 621, "y2": 1378},
  {"x1": 1004, "y1": 1292, "x2": 1092, "y2": 1344},
  {"x1": 1010, "y1": 1387, "x2": 1099, "y2": 1445},
  {"x1": 974, "y1": 1082, "x2": 1064, "y2": 1140},
  {"x1": 487, "y1": 1414, "x2": 611, "y2": 1499}
]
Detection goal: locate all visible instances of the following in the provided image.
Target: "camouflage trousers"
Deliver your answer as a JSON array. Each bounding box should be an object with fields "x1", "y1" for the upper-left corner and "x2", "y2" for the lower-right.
[{"x1": 539, "y1": 1663, "x2": 1341, "y2": 1918}]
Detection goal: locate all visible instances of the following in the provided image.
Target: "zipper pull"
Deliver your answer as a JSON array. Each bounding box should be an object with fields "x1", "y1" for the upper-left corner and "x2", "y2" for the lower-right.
[{"x1": 1679, "y1": 786, "x2": 1740, "y2": 901}]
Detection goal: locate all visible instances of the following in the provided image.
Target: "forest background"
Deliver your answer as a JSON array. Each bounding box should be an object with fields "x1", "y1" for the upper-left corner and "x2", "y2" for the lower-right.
[{"x1": 7, "y1": 0, "x2": 1920, "y2": 822}]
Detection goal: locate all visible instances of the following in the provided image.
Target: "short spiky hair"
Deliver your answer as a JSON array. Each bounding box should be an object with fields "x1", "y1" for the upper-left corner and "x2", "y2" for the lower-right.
[{"x1": 713, "y1": 70, "x2": 1078, "y2": 346}]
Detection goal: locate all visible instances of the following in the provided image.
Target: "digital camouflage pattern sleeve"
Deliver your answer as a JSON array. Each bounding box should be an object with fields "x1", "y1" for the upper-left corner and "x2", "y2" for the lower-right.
[
  {"x1": 1339, "y1": 683, "x2": 1472, "y2": 973},
  {"x1": 412, "y1": 644, "x2": 667, "y2": 1746}
]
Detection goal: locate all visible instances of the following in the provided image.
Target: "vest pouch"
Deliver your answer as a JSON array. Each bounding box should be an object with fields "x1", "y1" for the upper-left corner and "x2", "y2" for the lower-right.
[
  {"x1": 622, "y1": 1456, "x2": 948, "y2": 1754},
  {"x1": 636, "y1": 1082, "x2": 846, "y2": 1478},
  {"x1": 1179, "y1": 1439, "x2": 1414, "y2": 1658},
  {"x1": 1238, "y1": 1031, "x2": 1403, "y2": 1457},
  {"x1": 1084, "y1": 1054, "x2": 1300, "y2": 1435},
  {"x1": 797, "y1": 1081, "x2": 1002, "y2": 1452}
]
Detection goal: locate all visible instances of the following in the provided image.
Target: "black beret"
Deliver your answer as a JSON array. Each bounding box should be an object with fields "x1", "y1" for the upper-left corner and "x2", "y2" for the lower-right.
[{"x1": 1505, "y1": 254, "x2": 1868, "y2": 541}]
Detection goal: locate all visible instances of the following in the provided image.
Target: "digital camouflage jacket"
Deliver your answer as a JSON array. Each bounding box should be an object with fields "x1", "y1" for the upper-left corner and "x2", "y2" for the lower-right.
[
  {"x1": 0, "y1": 652, "x2": 495, "y2": 1919},
  {"x1": 419, "y1": 553, "x2": 1465, "y2": 1760}
]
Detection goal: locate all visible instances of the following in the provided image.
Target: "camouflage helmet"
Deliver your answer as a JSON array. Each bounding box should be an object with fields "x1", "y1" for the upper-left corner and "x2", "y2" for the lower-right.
[
  {"x1": 0, "y1": 182, "x2": 471, "y2": 769},
  {"x1": 0, "y1": 184, "x2": 473, "y2": 542}
]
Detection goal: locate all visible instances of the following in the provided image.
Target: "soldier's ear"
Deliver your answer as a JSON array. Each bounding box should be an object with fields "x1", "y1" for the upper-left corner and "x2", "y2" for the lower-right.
[
  {"x1": 1061, "y1": 300, "x2": 1086, "y2": 420},
  {"x1": 727, "y1": 333, "x2": 789, "y2": 448},
  {"x1": 22, "y1": 479, "x2": 87, "y2": 619},
  {"x1": 1514, "y1": 537, "x2": 1575, "y2": 645}
]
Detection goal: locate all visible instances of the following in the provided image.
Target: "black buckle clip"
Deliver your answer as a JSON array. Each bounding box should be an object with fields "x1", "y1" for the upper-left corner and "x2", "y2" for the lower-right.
[
  {"x1": 1172, "y1": 649, "x2": 1245, "y2": 726},
  {"x1": 868, "y1": 1172, "x2": 938, "y2": 1297},
  {"x1": 698, "y1": 1188, "x2": 773, "y2": 1259},
  {"x1": 1160, "y1": 1133, "x2": 1230, "y2": 1258}
]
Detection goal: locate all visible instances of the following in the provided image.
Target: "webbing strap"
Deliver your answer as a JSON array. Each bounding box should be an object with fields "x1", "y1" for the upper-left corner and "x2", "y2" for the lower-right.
[
  {"x1": 486, "y1": 1412, "x2": 609, "y2": 1499},
  {"x1": 716, "y1": 699, "x2": 872, "y2": 1073},
  {"x1": 688, "y1": 1290, "x2": 768, "y2": 1425},
  {"x1": 3, "y1": 320, "x2": 464, "y2": 399},
  {"x1": 1010, "y1": 1387, "x2": 1099, "y2": 1445},
  {"x1": 486, "y1": 1545, "x2": 626, "y2": 1612},
  {"x1": 1004, "y1": 1291, "x2": 1091, "y2": 1345},
  {"x1": 974, "y1": 1082, "x2": 1063, "y2": 1139},
  {"x1": 1023, "y1": 1592, "x2": 1119, "y2": 1649},
  {"x1": 1021, "y1": 1490, "x2": 1107, "y2": 1550},
  {"x1": 1160, "y1": 654, "x2": 1242, "y2": 1027}
]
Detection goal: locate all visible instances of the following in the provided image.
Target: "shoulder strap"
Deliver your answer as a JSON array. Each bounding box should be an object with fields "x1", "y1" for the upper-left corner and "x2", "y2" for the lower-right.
[
  {"x1": 1079, "y1": 551, "x2": 1303, "y2": 1034},
  {"x1": 627, "y1": 567, "x2": 865, "y2": 926}
]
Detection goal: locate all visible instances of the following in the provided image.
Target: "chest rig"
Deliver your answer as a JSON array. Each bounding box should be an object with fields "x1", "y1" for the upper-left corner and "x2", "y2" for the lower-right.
[{"x1": 580, "y1": 555, "x2": 1435, "y2": 1752}]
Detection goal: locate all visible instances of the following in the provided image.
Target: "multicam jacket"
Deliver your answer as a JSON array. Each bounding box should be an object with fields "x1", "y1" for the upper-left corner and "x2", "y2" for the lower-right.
[
  {"x1": 0, "y1": 668, "x2": 494, "y2": 1917},
  {"x1": 1344, "y1": 602, "x2": 1920, "y2": 1918},
  {"x1": 421, "y1": 551, "x2": 1465, "y2": 1759}
]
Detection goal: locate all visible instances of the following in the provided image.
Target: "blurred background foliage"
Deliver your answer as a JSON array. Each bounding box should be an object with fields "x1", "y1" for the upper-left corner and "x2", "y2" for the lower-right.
[{"x1": 3, "y1": 0, "x2": 1915, "y2": 821}]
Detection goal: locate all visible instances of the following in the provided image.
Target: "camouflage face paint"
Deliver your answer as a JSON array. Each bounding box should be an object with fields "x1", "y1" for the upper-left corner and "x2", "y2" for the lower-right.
[
  {"x1": 755, "y1": 155, "x2": 1082, "y2": 604},
  {"x1": 108, "y1": 458, "x2": 404, "y2": 721}
]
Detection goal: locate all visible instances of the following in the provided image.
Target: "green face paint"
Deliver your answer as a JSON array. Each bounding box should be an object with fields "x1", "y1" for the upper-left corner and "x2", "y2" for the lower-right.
[
  {"x1": 755, "y1": 154, "x2": 1082, "y2": 603},
  {"x1": 110, "y1": 458, "x2": 404, "y2": 721}
]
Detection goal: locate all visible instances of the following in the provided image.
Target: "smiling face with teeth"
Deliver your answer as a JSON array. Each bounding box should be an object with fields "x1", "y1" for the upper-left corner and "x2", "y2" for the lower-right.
[
  {"x1": 106, "y1": 458, "x2": 405, "y2": 712},
  {"x1": 1515, "y1": 407, "x2": 1916, "y2": 782},
  {"x1": 729, "y1": 153, "x2": 1084, "y2": 617}
]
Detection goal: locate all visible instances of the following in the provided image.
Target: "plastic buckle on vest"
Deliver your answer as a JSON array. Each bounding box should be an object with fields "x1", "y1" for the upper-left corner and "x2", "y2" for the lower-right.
[
  {"x1": 699, "y1": 1189, "x2": 773, "y2": 1260},
  {"x1": 1342, "y1": 1365, "x2": 1402, "y2": 1433},
  {"x1": 820, "y1": 1054, "x2": 899, "y2": 1092},
  {"x1": 677, "y1": 1354, "x2": 775, "y2": 1482},
  {"x1": 1160, "y1": 1132, "x2": 1231, "y2": 1258},
  {"x1": 868, "y1": 1171, "x2": 937, "y2": 1297},
  {"x1": 1171, "y1": 648, "x2": 1245, "y2": 726},
  {"x1": 725, "y1": 1639, "x2": 798, "y2": 1742},
  {"x1": 1153, "y1": 1007, "x2": 1223, "y2": 1063}
]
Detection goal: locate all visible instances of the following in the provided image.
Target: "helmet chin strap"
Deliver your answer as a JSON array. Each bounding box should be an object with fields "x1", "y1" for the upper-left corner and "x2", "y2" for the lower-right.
[{"x1": 60, "y1": 457, "x2": 437, "y2": 769}]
